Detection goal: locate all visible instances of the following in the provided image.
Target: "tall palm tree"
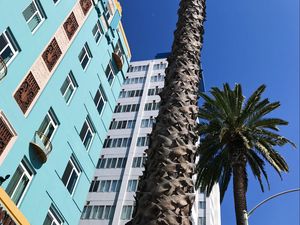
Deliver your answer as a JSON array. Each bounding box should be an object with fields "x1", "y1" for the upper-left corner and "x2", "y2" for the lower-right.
[
  {"x1": 195, "y1": 83, "x2": 295, "y2": 225},
  {"x1": 126, "y1": 0, "x2": 206, "y2": 224}
]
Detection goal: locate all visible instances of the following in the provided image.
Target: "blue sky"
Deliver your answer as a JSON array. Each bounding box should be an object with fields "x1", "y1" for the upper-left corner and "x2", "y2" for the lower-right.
[{"x1": 119, "y1": 0, "x2": 299, "y2": 224}]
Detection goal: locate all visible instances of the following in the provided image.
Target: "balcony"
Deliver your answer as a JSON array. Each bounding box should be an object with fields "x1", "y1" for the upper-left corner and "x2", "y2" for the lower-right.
[
  {"x1": 0, "y1": 56, "x2": 7, "y2": 81},
  {"x1": 30, "y1": 131, "x2": 52, "y2": 163},
  {"x1": 112, "y1": 52, "x2": 123, "y2": 71}
]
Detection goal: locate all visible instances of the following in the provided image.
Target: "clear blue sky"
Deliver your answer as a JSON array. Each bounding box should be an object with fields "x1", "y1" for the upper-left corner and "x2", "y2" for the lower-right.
[{"x1": 119, "y1": 0, "x2": 299, "y2": 224}]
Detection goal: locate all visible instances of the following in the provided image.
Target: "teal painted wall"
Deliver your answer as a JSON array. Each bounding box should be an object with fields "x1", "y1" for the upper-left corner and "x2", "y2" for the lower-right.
[{"x1": 0, "y1": 0, "x2": 130, "y2": 224}]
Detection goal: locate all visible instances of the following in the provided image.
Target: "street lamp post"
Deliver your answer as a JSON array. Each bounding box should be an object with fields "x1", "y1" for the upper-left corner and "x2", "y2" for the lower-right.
[{"x1": 244, "y1": 188, "x2": 300, "y2": 225}]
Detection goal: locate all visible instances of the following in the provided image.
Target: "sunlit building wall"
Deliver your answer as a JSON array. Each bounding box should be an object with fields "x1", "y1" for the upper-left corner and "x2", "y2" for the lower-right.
[{"x1": 0, "y1": 0, "x2": 130, "y2": 224}]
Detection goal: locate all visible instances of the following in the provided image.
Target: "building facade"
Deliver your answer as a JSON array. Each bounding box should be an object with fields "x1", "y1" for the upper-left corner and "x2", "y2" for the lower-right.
[
  {"x1": 0, "y1": 0, "x2": 130, "y2": 224},
  {"x1": 79, "y1": 58, "x2": 221, "y2": 225}
]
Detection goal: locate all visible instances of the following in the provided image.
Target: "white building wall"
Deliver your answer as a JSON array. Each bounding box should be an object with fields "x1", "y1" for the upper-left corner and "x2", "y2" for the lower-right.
[{"x1": 79, "y1": 58, "x2": 221, "y2": 225}]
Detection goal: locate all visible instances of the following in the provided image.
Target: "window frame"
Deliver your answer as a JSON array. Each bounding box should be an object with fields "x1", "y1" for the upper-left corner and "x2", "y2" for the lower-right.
[
  {"x1": 105, "y1": 61, "x2": 115, "y2": 85},
  {"x1": 43, "y1": 205, "x2": 64, "y2": 225},
  {"x1": 22, "y1": 0, "x2": 46, "y2": 33},
  {"x1": 6, "y1": 158, "x2": 34, "y2": 206},
  {"x1": 92, "y1": 20, "x2": 104, "y2": 44},
  {"x1": 78, "y1": 43, "x2": 92, "y2": 71},
  {"x1": 79, "y1": 116, "x2": 95, "y2": 150},
  {"x1": 38, "y1": 108, "x2": 59, "y2": 146},
  {"x1": 94, "y1": 85, "x2": 107, "y2": 115},
  {"x1": 121, "y1": 205, "x2": 133, "y2": 220},
  {"x1": 62, "y1": 157, "x2": 81, "y2": 195},
  {"x1": 0, "y1": 28, "x2": 19, "y2": 67},
  {"x1": 60, "y1": 71, "x2": 78, "y2": 105}
]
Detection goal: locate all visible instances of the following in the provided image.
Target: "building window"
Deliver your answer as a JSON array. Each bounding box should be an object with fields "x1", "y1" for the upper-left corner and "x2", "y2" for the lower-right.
[
  {"x1": 78, "y1": 43, "x2": 92, "y2": 70},
  {"x1": 103, "y1": 137, "x2": 132, "y2": 148},
  {"x1": 38, "y1": 108, "x2": 59, "y2": 147},
  {"x1": 6, "y1": 158, "x2": 34, "y2": 206},
  {"x1": 121, "y1": 205, "x2": 133, "y2": 220},
  {"x1": 198, "y1": 217, "x2": 206, "y2": 225},
  {"x1": 81, "y1": 205, "x2": 115, "y2": 220},
  {"x1": 127, "y1": 180, "x2": 138, "y2": 192},
  {"x1": 140, "y1": 117, "x2": 155, "y2": 128},
  {"x1": 92, "y1": 21, "x2": 103, "y2": 43},
  {"x1": 105, "y1": 61, "x2": 115, "y2": 85},
  {"x1": 199, "y1": 201, "x2": 206, "y2": 209},
  {"x1": 96, "y1": 157, "x2": 127, "y2": 169},
  {"x1": 22, "y1": 0, "x2": 46, "y2": 33},
  {"x1": 62, "y1": 157, "x2": 81, "y2": 195},
  {"x1": 0, "y1": 28, "x2": 19, "y2": 66},
  {"x1": 109, "y1": 119, "x2": 136, "y2": 130},
  {"x1": 94, "y1": 85, "x2": 107, "y2": 115},
  {"x1": 43, "y1": 205, "x2": 63, "y2": 225},
  {"x1": 98, "y1": 180, "x2": 121, "y2": 192},
  {"x1": 132, "y1": 157, "x2": 147, "y2": 168},
  {"x1": 136, "y1": 136, "x2": 150, "y2": 147},
  {"x1": 53, "y1": 0, "x2": 60, "y2": 4},
  {"x1": 60, "y1": 71, "x2": 78, "y2": 104},
  {"x1": 79, "y1": 116, "x2": 95, "y2": 150}
]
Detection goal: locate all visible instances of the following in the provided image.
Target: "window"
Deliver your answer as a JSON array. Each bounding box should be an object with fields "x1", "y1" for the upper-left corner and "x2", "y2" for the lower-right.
[
  {"x1": 60, "y1": 71, "x2": 78, "y2": 104},
  {"x1": 144, "y1": 102, "x2": 160, "y2": 111},
  {"x1": 103, "y1": 137, "x2": 132, "y2": 148},
  {"x1": 94, "y1": 85, "x2": 107, "y2": 115},
  {"x1": 81, "y1": 205, "x2": 115, "y2": 220},
  {"x1": 141, "y1": 118, "x2": 155, "y2": 128},
  {"x1": 0, "y1": 28, "x2": 19, "y2": 66},
  {"x1": 114, "y1": 40, "x2": 124, "y2": 59},
  {"x1": 79, "y1": 116, "x2": 95, "y2": 150},
  {"x1": 96, "y1": 157, "x2": 127, "y2": 169},
  {"x1": 62, "y1": 157, "x2": 81, "y2": 195},
  {"x1": 43, "y1": 205, "x2": 63, "y2": 225},
  {"x1": 121, "y1": 205, "x2": 133, "y2": 220},
  {"x1": 53, "y1": 0, "x2": 60, "y2": 4},
  {"x1": 199, "y1": 201, "x2": 206, "y2": 209},
  {"x1": 109, "y1": 119, "x2": 136, "y2": 130},
  {"x1": 136, "y1": 136, "x2": 150, "y2": 147},
  {"x1": 22, "y1": 0, "x2": 46, "y2": 33},
  {"x1": 78, "y1": 43, "x2": 92, "y2": 70},
  {"x1": 114, "y1": 104, "x2": 140, "y2": 113},
  {"x1": 127, "y1": 180, "x2": 138, "y2": 192},
  {"x1": 105, "y1": 61, "x2": 115, "y2": 85},
  {"x1": 6, "y1": 158, "x2": 34, "y2": 206},
  {"x1": 38, "y1": 108, "x2": 59, "y2": 146},
  {"x1": 132, "y1": 157, "x2": 147, "y2": 168},
  {"x1": 98, "y1": 180, "x2": 121, "y2": 192},
  {"x1": 92, "y1": 21, "x2": 103, "y2": 43},
  {"x1": 198, "y1": 217, "x2": 206, "y2": 225}
]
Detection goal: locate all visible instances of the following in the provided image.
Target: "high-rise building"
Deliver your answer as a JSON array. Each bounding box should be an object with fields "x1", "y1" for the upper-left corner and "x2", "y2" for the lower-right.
[
  {"x1": 0, "y1": 0, "x2": 130, "y2": 224},
  {"x1": 79, "y1": 57, "x2": 221, "y2": 225}
]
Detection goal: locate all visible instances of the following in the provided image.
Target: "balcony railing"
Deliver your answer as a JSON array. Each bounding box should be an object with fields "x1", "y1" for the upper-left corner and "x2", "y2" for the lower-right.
[
  {"x1": 0, "y1": 56, "x2": 7, "y2": 81},
  {"x1": 30, "y1": 131, "x2": 52, "y2": 163}
]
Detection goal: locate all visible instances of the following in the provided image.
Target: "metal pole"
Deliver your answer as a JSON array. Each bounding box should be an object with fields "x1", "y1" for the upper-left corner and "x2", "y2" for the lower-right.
[{"x1": 244, "y1": 187, "x2": 300, "y2": 225}]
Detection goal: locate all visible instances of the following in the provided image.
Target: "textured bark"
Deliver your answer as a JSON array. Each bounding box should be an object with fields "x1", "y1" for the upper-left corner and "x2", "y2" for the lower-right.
[
  {"x1": 233, "y1": 165, "x2": 247, "y2": 225},
  {"x1": 231, "y1": 146, "x2": 248, "y2": 225},
  {"x1": 126, "y1": 1, "x2": 206, "y2": 225}
]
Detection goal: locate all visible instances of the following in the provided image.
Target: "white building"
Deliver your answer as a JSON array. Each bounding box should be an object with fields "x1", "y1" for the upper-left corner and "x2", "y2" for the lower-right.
[{"x1": 79, "y1": 57, "x2": 221, "y2": 225}]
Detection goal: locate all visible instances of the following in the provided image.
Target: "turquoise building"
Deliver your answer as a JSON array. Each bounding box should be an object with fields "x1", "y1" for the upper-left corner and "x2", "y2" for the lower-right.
[{"x1": 0, "y1": 0, "x2": 131, "y2": 224}]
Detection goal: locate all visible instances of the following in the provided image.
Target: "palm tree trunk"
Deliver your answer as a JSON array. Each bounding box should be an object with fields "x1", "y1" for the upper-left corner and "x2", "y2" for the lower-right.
[
  {"x1": 233, "y1": 164, "x2": 248, "y2": 225},
  {"x1": 126, "y1": 0, "x2": 206, "y2": 225}
]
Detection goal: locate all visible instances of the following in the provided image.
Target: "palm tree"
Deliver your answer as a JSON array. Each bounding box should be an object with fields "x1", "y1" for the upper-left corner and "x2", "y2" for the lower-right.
[
  {"x1": 126, "y1": 0, "x2": 206, "y2": 224},
  {"x1": 195, "y1": 83, "x2": 295, "y2": 225}
]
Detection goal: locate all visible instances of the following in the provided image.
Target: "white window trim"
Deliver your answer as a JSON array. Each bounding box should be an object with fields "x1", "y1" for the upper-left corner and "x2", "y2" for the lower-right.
[
  {"x1": 79, "y1": 44, "x2": 92, "y2": 71},
  {"x1": 40, "y1": 110, "x2": 59, "y2": 142},
  {"x1": 10, "y1": 160, "x2": 34, "y2": 207},
  {"x1": 94, "y1": 85, "x2": 107, "y2": 116},
  {"x1": 61, "y1": 72, "x2": 77, "y2": 105},
  {"x1": 64, "y1": 157, "x2": 81, "y2": 196},
  {"x1": 105, "y1": 61, "x2": 115, "y2": 86},
  {"x1": 92, "y1": 21, "x2": 103, "y2": 44},
  {"x1": 81, "y1": 118, "x2": 95, "y2": 150},
  {"x1": 53, "y1": 0, "x2": 61, "y2": 6},
  {"x1": 23, "y1": 0, "x2": 45, "y2": 34},
  {"x1": 0, "y1": 29, "x2": 18, "y2": 67},
  {"x1": 46, "y1": 206, "x2": 64, "y2": 225}
]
